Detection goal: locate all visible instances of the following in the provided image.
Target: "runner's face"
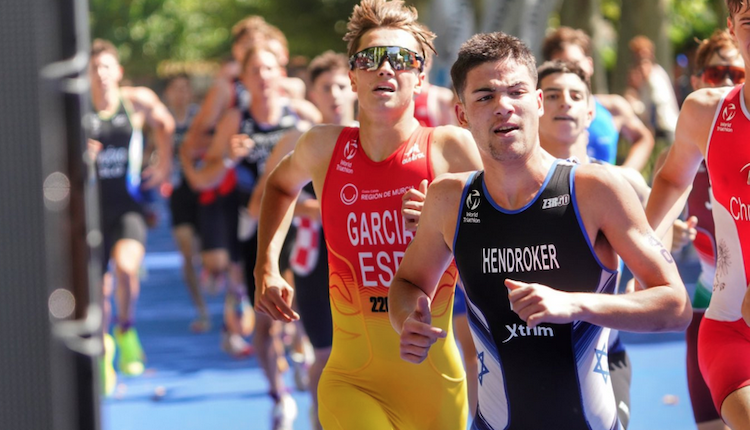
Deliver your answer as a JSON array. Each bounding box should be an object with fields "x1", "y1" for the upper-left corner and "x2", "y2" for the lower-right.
[
  {"x1": 310, "y1": 69, "x2": 356, "y2": 124},
  {"x1": 89, "y1": 53, "x2": 123, "y2": 93},
  {"x1": 539, "y1": 72, "x2": 592, "y2": 145},
  {"x1": 551, "y1": 44, "x2": 594, "y2": 79},
  {"x1": 729, "y1": 6, "x2": 750, "y2": 69},
  {"x1": 456, "y1": 58, "x2": 543, "y2": 162},
  {"x1": 693, "y1": 47, "x2": 745, "y2": 90},
  {"x1": 348, "y1": 27, "x2": 424, "y2": 115},
  {"x1": 165, "y1": 77, "x2": 193, "y2": 110},
  {"x1": 242, "y1": 50, "x2": 282, "y2": 100}
]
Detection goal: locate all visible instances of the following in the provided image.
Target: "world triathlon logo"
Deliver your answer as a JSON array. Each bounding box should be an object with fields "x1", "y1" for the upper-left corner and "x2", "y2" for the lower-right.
[
  {"x1": 466, "y1": 189, "x2": 481, "y2": 211},
  {"x1": 343, "y1": 140, "x2": 358, "y2": 160},
  {"x1": 723, "y1": 103, "x2": 736, "y2": 122},
  {"x1": 340, "y1": 183, "x2": 358, "y2": 205}
]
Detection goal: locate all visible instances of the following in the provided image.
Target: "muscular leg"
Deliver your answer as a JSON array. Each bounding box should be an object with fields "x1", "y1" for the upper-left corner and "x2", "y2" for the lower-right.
[
  {"x1": 253, "y1": 313, "x2": 286, "y2": 395},
  {"x1": 201, "y1": 248, "x2": 229, "y2": 287},
  {"x1": 111, "y1": 238, "x2": 145, "y2": 327},
  {"x1": 173, "y1": 224, "x2": 208, "y2": 330},
  {"x1": 453, "y1": 313, "x2": 477, "y2": 417},
  {"x1": 699, "y1": 420, "x2": 731, "y2": 430},
  {"x1": 722, "y1": 386, "x2": 750, "y2": 430},
  {"x1": 111, "y1": 238, "x2": 146, "y2": 376},
  {"x1": 309, "y1": 347, "x2": 331, "y2": 430}
]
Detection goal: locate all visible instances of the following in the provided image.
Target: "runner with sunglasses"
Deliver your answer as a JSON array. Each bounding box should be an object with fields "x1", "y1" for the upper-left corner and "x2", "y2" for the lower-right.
[
  {"x1": 646, "y1": 2, "x2": 750, "y2": 428},
  {"x1": 666, "y1": 28, "x2": 743, "y2": 430},
  {"x1": 253, "y1": 1, "x2": 482, "y2": 428}
]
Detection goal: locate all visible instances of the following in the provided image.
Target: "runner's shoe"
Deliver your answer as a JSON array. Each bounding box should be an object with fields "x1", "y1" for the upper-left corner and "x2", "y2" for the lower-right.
[
  {"x1": 189, "y1": 316, "x2": 211, "y2": 333},
  {"x1": 290, "y1": 351, "x2": 310, "y2": 391},
  {"x1": 114, "y1": 327, "x2": 145, "y2": 376},
  {"x1": 220, "y1": 330, "x2": 253, "y2": 358},
  {"x1": 102, "y1": 333, "x2": 117, "y2": 396},
  {"x1": 271, "y1": 393, "x2": 298, "y2": 430}
]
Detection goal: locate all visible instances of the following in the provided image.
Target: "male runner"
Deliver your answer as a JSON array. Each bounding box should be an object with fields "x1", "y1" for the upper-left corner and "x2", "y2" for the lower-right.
[
  {"x1": 389, "y1": 32, "x2": 691, "y2": 429},
  {"x1": 675, "y1": 28, "x2": 743, "y2": 430},
  {"x1": 407, "y1": 49, "x2": 478, "y2": 417},
  {"x1": 185, "y1": 43, "x2": 304, "y2": 429},
  {"x1": 253, "y1": 1, "x2": 482, "y2": 428},
  {"x1": 248, "y1": 50, "x2": 358, "y2": 430},
  {"x1": 542, "y1": 27, "x2": 654, "y2": 171},
  {"x1": 87, "y1": 39, "x2": 174, "y2": 391},
  {"x1": 162, "y1": 73, "x2": 209, "y2": 333},
  {"x1": 646, "y1": 1, "x2": 750, "y2": 427},
  {"x1": 536, "y1": 60, "x2": 653, "y2": 429}
]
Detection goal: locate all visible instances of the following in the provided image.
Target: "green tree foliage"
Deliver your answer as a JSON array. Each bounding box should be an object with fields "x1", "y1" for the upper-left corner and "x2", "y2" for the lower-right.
[
  {"x1": 91, "y1": 0, "x2": 729, "y2": 82},
  {"x1": 90, "y1": 0, "x2": 366, "y2": 80}
]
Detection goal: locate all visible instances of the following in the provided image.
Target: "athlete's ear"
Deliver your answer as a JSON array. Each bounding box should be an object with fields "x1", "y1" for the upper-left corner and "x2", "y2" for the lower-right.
[
  {"x1": 455, "y1": 101, "x2": 469, "y2": 128},
  {"x1": 413, "y1": 70, "x2": 425, "y2": 95},
  {"x1": 349, "y1": 69, "x2": 358, "y2": 93},
  {"x1": 728, "y1": 16, "x2": 736, "y2": 38},
  {"x1": 536, "y1": 88, "x2": 544, "y2": 118}
]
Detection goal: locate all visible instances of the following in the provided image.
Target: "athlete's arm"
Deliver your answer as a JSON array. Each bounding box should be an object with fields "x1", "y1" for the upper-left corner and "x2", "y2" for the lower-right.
[
  {"x1": 182, "y1": 109, "x2": 240, "y2": 191},
  {"x1": 743, "y1": 287, "x2": 750, "y2": 327},
  {"x1": 430, "y1": 125, "x2": 482, "y2": 176},
  {"x1": 402, "y1": 126, "x2": 479, "y2": 231},
  {"x1": 390, "y1": 174, "x2": 464, "y2": 363},
  {"x1": 508, "y1": 164, "x2": 691, "y2": 332},
  {"x1": 645, "y1": 89, "x2": 718, "y2": 239},
  {"x1": 254, "y1": 125, "x2": 341, "y2": 320},
  {"x1": 598, "y1": 93, "x2": 654, "y2": 171},
  {"x1": 247, "y1": 128, "x2": 304, "y2": 218},
  {"x1": 289, "y1": 96, "x2": 323, "y2": 125},
  {"x1": 124, "y1": 86, "x2": 175, "y2": 189},
  {"x1": 435, "y1": 85, "x2": 459, "y2": 126},
  {"x1": 182, "y1": 76, "x2": 234, "y2": 158}
]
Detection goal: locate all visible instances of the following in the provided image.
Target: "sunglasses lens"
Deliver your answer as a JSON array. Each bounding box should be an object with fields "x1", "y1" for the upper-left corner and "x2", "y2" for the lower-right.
[
  {"x1": 731, "y1": 69, "x2": 746, "y2": 84},
  {"x1": 703, "y1": 66, "x2": 745, "y2": 85},
  {"x1": 350, "y1": 47, "x2": 422, "y2": 72}
]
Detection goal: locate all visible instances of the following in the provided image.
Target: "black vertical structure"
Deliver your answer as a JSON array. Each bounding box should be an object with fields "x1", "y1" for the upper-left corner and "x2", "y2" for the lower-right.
[{"x1": 0, "y1": 0, "x2": 101, "y2": 429}]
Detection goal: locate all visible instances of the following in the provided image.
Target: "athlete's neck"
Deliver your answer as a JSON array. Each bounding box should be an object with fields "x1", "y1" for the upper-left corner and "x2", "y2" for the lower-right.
[
  {"x1": 540, "y1": 134, "x2": 589, "y2": 164},
  {"x1": 357, "y1": 112, "x2": 420, "y2": 162},
  {"x1": 92, "y1": 85, "x2": 120, "y2": 116},
  {"x1": 482, "y1": 144, "x2": 557, "y2": 210},
  {"x1": 169, "y1": 104, "x2": 189, "y2": 124},
  {"x1": 249, "y1": 95, "x2": 282, "y2": 126}
]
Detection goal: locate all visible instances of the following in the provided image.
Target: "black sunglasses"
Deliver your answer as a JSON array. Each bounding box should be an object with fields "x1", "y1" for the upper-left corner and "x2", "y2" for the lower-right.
[{"x1": 349, "y1": 46, "x2": 424, "y2": 72}]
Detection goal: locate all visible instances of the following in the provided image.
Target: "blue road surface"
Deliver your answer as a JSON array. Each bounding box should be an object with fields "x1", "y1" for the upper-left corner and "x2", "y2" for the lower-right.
[{"x1": 103, "y1": 203, "x2": 704, "y2": 430}]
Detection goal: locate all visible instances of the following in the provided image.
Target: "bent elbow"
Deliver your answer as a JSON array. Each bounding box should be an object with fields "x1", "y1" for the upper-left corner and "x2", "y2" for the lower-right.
[{"x1": 663, "y1": 290, "x2": 693, "y2": 332}]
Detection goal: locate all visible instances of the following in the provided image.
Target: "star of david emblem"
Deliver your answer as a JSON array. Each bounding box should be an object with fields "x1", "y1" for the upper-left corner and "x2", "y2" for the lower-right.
[
  {"x1": 594, "y1": 344, "x2": 609, "y2": 383},
  {"x1": 477, "y1": 351, "x2": 490, "y2": 386}
]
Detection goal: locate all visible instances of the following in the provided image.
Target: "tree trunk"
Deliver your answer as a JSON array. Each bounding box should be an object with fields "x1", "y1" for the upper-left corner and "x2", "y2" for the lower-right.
[
  {"x1": 559, "y1": 0, "x2": 608, "y2": 93},
  {"x1": 612, "y1": 0, "x2": 671, "y2": 95},
  {"x1": 713, "y1": 0, "x2": 729, "y2": 27}
]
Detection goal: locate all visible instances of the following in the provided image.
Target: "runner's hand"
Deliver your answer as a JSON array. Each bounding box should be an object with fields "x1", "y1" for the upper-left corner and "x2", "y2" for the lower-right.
[
  {"x1": 254, "y1": 272, "x2": 299, "y2": 322},
  {"x1": 229, "y1": 134, "x2": 254, "y2": 164},
  {"x1": 402, "y1": 179, "x2": 428, "y2": 231},
  {"x1": 87, "y1": 139, "x2": 102, "y2": 162},
  {"x1": 671, "y1": 216, "x2": 698, "y2": 253},
  {"x1": 141, "y1": 161, "x2": 170, "y2": 189},
  {"x1": 399, "y1": 295, "x2": 446, "y2": 364},
  {"x1": 506, "y1": 279, "x2": 581, "y2": 328}
]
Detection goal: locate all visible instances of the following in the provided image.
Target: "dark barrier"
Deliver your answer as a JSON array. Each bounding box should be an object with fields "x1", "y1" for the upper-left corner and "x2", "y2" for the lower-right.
[{"x1": 0, "y1": 0, "x2": 101, "y2": 429}]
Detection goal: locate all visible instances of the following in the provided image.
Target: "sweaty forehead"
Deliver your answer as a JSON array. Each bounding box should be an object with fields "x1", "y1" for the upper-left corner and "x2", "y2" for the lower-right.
[
  {"x1": 707, "y1": 48, "x2": 745, "y2": 68},
  {"x1": 91, "y1": 52, "x2": 119, "y2": 67},
  {"x1": 357, "y1": 28, "x2": 420, "y2": 53},
  {"x1": 540, "y1": 72, "x2": 587, "y2": 92},
  {"x1": 468, "y1": 59, "x2": 534, "y2": 87}
]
